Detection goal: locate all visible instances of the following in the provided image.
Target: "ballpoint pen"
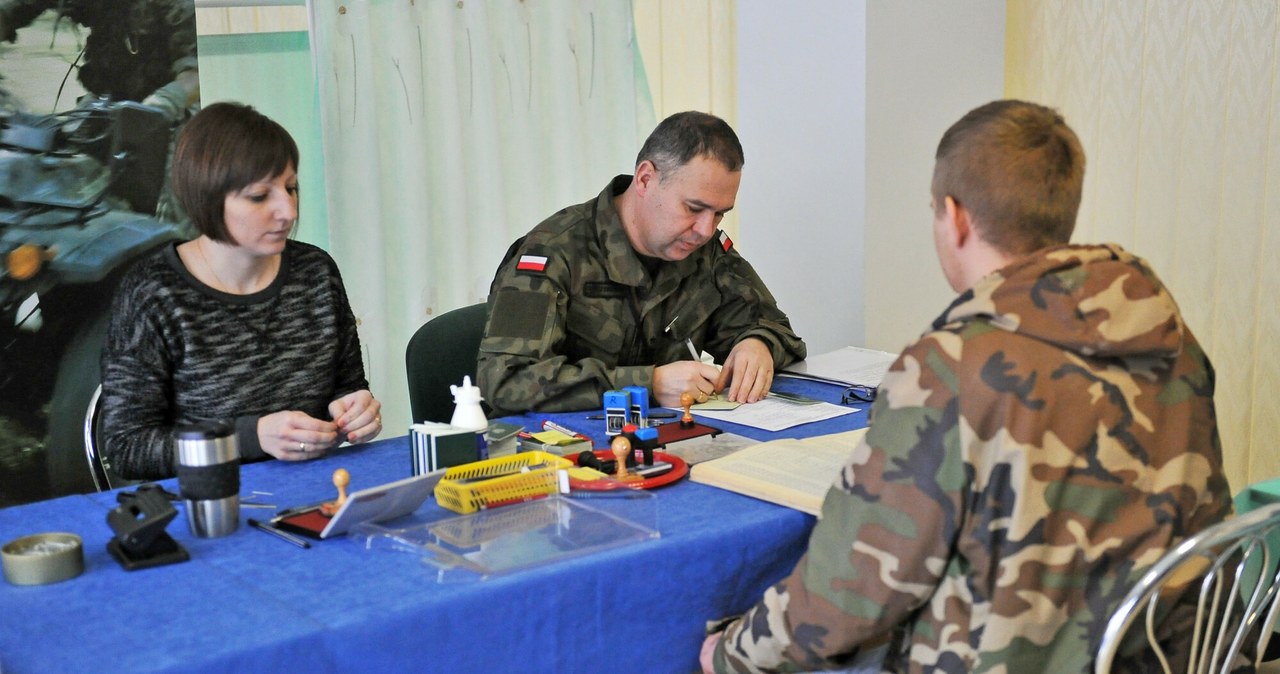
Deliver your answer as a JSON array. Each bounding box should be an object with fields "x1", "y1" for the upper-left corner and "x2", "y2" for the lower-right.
[
  {"x1": 664, "y1": 315, "x2": 701, "y2": 361},
  {"x1": 542, "y1": 420, "x2": 591, "y2": 441},
  {"x1": 248, "y1": 518, "x2": 311, "y2": 549}
]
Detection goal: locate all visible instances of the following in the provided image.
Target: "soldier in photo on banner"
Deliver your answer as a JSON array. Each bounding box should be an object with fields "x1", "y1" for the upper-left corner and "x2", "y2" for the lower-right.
[
  {"x1": 0, "y1": 0, "x2": 199, "y2": 502},
  {"x1": 0, "y1": 0, "x2": 198, "y2": 121}
]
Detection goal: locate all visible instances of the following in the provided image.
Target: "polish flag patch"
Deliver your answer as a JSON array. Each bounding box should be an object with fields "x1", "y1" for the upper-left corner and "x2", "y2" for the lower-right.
[
  {"x1": 718, "y1": 231, "x2": 733, "y2": 252},
  {"x1": 516, "y1": 254, "x2": 548, "y2": 272}
]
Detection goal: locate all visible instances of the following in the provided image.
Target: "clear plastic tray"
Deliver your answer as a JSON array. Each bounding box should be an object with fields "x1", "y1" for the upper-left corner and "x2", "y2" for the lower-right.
[{"x1": 350, "y1": 492, "x2": 659, "y2": 582}]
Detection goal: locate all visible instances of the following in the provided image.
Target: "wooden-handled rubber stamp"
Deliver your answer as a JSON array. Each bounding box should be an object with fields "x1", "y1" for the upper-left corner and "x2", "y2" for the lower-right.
[
  {"x1": 320, "y1": 468, "x2": 350, "y2": 516},
  {"x1": 680, "y1": 392, "x2": 695, "y2": 429}
]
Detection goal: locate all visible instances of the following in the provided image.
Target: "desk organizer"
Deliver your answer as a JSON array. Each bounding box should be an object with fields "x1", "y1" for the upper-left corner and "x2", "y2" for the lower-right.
[{"x1": 434, "y1": 451, "x2": 573, "y2": 514}]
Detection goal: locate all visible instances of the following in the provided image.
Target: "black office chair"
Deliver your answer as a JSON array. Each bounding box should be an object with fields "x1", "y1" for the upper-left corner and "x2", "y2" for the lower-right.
[{"x1": 406, "y1": 302, "x2": 490, "y2": 423}]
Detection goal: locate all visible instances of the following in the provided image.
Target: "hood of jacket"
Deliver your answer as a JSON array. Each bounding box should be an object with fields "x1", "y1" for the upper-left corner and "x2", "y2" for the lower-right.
[{"x1": 934, "y1": 243, "x2": 1185, "y2": 360}]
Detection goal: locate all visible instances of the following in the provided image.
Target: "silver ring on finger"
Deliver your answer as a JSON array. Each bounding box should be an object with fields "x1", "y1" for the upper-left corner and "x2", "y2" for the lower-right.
[{"x1": 299, "y1": 441, "x2": 307, "y2": 453}]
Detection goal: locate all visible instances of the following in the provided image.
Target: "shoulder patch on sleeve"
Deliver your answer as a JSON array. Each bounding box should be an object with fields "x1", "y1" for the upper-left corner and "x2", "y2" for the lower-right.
[
  {"x1": 717, "y1": 230, "x2": 733, "y2": 252},
  {"x1": 489, "y1": 289, "x2": 553, "y2": 340}
]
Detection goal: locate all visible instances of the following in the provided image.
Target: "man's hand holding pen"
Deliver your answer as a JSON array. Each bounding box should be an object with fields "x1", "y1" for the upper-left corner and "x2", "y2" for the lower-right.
[
  {"x1": 652, "y1": 360, "x2": 720, "y2": 408},
  {"x1": 657, "y1": 315, "x2": 718, "y2": 407}
]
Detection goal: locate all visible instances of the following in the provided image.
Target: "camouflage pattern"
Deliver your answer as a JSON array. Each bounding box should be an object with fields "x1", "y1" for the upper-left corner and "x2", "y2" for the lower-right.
[
  {"x1": 478, "y1": 175, "x2": 806, "y2": 416},
  {"x1": 712, "y1": 244, "x2": 1231, "y2": 673}
]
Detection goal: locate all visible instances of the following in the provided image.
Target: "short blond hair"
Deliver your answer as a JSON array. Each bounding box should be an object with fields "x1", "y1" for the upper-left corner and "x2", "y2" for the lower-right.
[{"x1": 932, "y1": 100, "x2": 1085, "y2": 255}]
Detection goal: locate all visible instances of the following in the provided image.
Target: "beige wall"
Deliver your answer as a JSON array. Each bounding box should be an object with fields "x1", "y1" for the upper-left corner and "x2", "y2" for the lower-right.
[
  {"x1": 1006, "y1": 0, "x2": 1280, "y2": 492},
  {"x1": 195, "y1": 4, "x2": 306, "y2": 34}
]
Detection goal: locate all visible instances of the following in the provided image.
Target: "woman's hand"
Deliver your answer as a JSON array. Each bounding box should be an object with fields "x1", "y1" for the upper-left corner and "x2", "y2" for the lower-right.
[
  {"x1": 329, "y1": 389, "x2": 382, "y2": 444},
  {"x1": 258, "y1": 411, "x2": 339, "y2": 461}
]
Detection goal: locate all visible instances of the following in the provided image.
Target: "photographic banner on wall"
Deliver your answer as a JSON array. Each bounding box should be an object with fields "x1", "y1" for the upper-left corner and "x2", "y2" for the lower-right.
[{"x1": 0, "y1": 0, "x2": 199, "y2": 505}]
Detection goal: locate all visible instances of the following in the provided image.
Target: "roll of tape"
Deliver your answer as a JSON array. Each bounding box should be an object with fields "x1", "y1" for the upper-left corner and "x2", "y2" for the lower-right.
[{"x1": 2, "y1": 532, "x2": 85, "y2": 586}]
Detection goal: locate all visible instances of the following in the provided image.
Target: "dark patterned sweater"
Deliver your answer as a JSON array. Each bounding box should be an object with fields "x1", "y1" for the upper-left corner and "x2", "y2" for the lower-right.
[{"x1": 100, "y1": 240, "x2": 369, "y2": 479}]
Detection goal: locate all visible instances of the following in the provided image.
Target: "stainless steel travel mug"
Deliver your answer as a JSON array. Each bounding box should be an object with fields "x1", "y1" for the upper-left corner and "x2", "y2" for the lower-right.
[{"x1": 175, "y1": 422, "x2": 239, "y2": 538}]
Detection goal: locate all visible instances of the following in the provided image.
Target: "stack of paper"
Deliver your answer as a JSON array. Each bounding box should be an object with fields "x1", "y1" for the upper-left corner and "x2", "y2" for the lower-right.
[
  {"x1": 689, "y1": 428, "x2": 869, "y2": 516},
  {"x1": 779, "y1": 346, "x2": 898, "y2": 388}
]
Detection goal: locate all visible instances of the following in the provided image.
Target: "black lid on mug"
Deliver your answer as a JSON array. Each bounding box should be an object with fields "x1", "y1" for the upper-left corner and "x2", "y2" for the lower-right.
[{"x1": 174, "y1": 421, "x2": 233, "y2": 441}]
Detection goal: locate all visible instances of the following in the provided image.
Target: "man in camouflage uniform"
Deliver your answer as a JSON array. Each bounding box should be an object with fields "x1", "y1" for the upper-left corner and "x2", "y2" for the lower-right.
[
  {"x1": 478, "y1": 111, "x2": 806, "y2": 416},
  {"x1": 701, "y1": 100, "x2": 1231, "y2": 673}
]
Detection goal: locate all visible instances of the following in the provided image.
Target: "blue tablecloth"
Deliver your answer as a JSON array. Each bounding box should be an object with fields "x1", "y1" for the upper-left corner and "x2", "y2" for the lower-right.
[{"x1": 0, "y1": 377, "x2": 867, "y2": 674}]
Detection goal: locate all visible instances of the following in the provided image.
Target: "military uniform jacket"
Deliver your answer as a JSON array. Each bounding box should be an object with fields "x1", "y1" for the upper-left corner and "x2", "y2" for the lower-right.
[
  {"x1": 712, "y1": 244, "x2": 1231, "y2": 673},
  {"x1": 478, "y1": 175, "x2": 806, "y2": 416}
]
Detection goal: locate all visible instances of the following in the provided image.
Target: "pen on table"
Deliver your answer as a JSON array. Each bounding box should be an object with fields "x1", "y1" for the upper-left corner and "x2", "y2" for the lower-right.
[
  {"x1": 542, "y1": 420, "x2": 591, "y2": 441},
  {"x1": 247, "y1": 518, "x2": 311, "y2": 549}
]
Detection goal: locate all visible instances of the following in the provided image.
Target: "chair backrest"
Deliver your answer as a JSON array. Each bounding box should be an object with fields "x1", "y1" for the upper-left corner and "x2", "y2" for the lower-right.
[
  {"x1": 1095, "y1": 502, "x2": 1280, "y2": 674},
  {"x1": 406, "y1": 302, "x2": 489, "y2": 423},
  {"x1": 83, "y1": 384, "x2": 111, "y2": 492},
  {"x1": 84, "y1": 384, "x2": 141, "y2": 492}
]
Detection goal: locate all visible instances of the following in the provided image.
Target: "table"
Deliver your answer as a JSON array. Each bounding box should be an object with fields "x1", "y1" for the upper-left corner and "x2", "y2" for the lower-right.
[{"x1": 0, "y1": 377, "x2": 868, "y2": 674}]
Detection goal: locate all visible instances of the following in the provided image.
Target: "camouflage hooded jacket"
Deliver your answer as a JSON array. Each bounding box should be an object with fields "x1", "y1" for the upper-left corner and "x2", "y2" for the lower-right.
[
  {"x1": 712, "y1": 244, "x2": 1231, "y2": 673},
  {"x1": 478, "y1": 175, "x2": 806, "y2": 416}
]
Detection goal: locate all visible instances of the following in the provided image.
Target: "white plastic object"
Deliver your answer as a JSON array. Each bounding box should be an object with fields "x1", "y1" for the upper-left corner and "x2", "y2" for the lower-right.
[{"x1": 448, "y1": 375, "x2": 488, "y2": 432}]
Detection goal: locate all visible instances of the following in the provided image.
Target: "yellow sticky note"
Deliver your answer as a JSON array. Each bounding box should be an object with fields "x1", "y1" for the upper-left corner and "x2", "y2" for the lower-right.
[{"x1": 530, "y1": 430, "x2": 577, "y2": 445}]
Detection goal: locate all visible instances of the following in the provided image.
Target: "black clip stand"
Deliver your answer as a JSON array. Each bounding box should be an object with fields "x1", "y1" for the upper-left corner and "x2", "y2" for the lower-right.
[{"x1": 106, "y1": 487, "x2": 190, "y2": 571}]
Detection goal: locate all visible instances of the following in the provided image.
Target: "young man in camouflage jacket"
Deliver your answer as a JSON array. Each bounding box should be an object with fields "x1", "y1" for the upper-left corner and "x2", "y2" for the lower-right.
[
  {"x1": 701, "y1": 100, "x2": 1231, "y2": 673},
  {"x1": 478, "y1": 111, "x2": 806, "y2": 416}
]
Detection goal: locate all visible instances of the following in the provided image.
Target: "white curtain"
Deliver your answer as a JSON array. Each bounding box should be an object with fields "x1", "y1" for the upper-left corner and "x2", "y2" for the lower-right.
[
  {"x1": 1006, "y1": 0, "x2": 1280, "y2": 489},
  {"x1": 307, "y1": 0, "x2": 655, "y2": 430}
]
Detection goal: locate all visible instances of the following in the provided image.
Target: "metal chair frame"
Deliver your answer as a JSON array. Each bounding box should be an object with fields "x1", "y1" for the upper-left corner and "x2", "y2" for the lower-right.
[
  {"x1": 1096, "y1": 502, "x2": 1280, "y2": 674},
  {"x1": 83, "y1": 383, "x2": 112, "y2": 492}
]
